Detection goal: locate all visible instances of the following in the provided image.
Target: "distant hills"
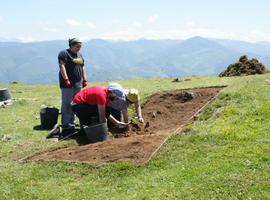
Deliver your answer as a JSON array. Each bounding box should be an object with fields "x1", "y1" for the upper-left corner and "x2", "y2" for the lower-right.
[{"x1": 0, "y1": 36, "x2": 270, "y2": 83}]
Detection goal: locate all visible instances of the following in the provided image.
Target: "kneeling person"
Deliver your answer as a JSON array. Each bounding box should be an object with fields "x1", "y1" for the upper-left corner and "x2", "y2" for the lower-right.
[
  {"x1": 71, "y1": 84, "x2": 128, "y2": 129},
  {"x1": 108, "y1": 88, "x2": 144, "y2": 133}
]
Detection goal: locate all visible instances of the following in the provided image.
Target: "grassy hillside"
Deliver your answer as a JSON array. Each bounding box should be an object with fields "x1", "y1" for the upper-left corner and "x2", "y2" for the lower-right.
[{"x1": 1, "y1": 74, "x2": 270, "y2": 199}]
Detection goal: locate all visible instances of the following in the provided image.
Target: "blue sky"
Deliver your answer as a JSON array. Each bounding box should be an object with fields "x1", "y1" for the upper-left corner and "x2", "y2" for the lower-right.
[{"x1": 0, "y1": 0, "x2": 269, "y2": 42}]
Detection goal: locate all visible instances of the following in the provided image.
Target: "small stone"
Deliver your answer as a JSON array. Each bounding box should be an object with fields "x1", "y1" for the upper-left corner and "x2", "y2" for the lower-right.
[
  {"x1": 172, "y1": 78, "x2": 181, "y2": 82},
  {"x1": 144, "y1": 122, "x2": 150, "y2": 129},
  {"x1": 1, "y1": 135, "x2": 11, "y2": 142}
]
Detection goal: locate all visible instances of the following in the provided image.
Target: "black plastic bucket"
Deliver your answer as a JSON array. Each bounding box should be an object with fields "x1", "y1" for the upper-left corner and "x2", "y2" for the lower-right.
[
  {"x1": 40, "y1": 107, "x2": 59, "y2": 129},
  {"x1": 0, "y1": 88, "x2": 11, "y2": 102},
  {"x1": 76, "y1": 122, "x2": 107, "y2": 145}
]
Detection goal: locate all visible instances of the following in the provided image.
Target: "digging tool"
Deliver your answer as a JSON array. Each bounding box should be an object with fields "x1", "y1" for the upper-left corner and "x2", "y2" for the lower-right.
[{"x1": 58, "y1": 130, "x2": 79, "y2": 141}]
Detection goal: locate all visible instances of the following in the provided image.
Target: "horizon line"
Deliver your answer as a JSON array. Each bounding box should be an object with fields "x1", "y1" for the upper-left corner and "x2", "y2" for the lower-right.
[{"x1": 0, "y1": 36, "x2": 269, "y2": 44}]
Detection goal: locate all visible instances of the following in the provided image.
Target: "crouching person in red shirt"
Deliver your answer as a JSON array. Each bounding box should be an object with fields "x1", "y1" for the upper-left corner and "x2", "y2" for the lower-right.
[{"x1": 71, "y1": 83, "x2": 128, "y2": 129}]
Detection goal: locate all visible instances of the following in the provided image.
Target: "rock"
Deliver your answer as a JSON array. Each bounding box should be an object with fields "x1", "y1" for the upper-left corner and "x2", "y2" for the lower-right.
[
  {"x1": 172, "y1": 78, "x2": 191, "y2": 82},
  {"x1": 172, "y1": 78, "x2": 182, "y2": 82},
  {"x1": 1, "y1": 135, "x2": 11, "y2": 142},
  {"x1": 144, "y1": 122, "x2": 150, "y2": 129},
  {"x1": 176, "y1": 91, "x2": 195, "y2": 102},
  {"x1": 10, "y1": 81, "x2": 18, "y2": 84},
  {"x1": 184, "y1": 91, "x2": 195, "y2": 100},
  {"x1": 151, "y1": 111, "x2": 157, "y2": 118}
]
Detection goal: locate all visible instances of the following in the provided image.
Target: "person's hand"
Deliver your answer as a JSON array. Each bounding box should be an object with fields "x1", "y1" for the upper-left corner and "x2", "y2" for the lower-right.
[
  {"x1": 64, "y1": 79, "x2": 71, "y2": 88},
  {"x1": 138, "y1": 117, "x2": 144, "y2": 123},
  {"x1": 82, "y1": 80, "x2": 88, "y2": 88}
]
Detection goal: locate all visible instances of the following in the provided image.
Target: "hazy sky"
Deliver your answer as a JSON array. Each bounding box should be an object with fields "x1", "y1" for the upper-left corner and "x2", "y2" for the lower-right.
[{"x1": 1, "y1": 0, "x2": 269, "y2": 42}]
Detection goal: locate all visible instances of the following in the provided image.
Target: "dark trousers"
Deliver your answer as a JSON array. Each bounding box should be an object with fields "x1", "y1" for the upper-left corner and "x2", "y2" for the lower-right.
[{"x1": 71, "y1": 104, "x2": 121, "y2": 128}]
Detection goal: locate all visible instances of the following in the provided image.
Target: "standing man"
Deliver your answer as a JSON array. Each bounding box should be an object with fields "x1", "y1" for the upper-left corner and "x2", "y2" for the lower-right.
[{"x1": 58, "y1": 38, "x2": 88, "y2": 128}]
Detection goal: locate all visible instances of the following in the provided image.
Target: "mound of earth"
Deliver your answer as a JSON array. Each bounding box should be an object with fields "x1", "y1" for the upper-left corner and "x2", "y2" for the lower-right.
[
  {"x1": 27, "y1": 87, "x2": 223, "y2": 165},
  {"x1": 219, "y1": 55, "x2": 268, "y2": 77}
]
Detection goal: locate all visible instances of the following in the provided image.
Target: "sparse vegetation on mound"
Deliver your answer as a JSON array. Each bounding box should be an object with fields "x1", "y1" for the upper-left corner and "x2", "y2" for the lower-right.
[{"x1": 219, "y1": 55, "x2": 268, "y2": 77}]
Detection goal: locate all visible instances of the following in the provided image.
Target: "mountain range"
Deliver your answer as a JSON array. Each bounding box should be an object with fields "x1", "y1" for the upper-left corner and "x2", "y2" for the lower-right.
[{"x1": 0, "y1": 36, "x2": 270, "y2": 83}]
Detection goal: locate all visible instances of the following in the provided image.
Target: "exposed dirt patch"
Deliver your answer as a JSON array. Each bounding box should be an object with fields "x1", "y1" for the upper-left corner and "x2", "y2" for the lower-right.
[{"x1": 27, "y1": 87, "x2": 223, "y2": 165}]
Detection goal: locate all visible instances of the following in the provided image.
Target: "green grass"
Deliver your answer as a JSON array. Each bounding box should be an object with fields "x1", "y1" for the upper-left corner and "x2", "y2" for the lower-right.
[{"x1": 1, "y1": 74, "x2": 270, "y2": 199}]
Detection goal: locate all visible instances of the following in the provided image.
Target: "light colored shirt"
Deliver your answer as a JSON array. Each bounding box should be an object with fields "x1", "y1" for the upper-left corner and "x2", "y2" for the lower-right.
[{"x1": 108, "y1": 98, "x2": 129, "y2": 111}]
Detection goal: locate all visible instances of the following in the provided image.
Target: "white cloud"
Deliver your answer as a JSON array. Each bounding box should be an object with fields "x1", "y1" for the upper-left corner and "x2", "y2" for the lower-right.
[
  {"x1": 101, "y1": 31, "x2": 146, "y2": 41},
  {"x1": 185, "y1": 21, "x2": 197, "y2": 28},
  {"x1": 66, "y1": 19, "x2": 81, "y2": 26},
  {"x1": 85, "y1": 22, "x2": 96, "y2": 29},
  {"x1": 66, "y1": 18, "x2": 96, "y2": 29},
  {"x1": 0, "y1": 16, "x2": 3, "y2": 23},
  {"x1": 243, "y1": 30, "x2": 270, "y2": 42},
  {"x1": 16, "y1": 35, "x2": 36, "y2": 42},
  {"x1": 132, "y1": 21, "x2": 143, "y2": 28},
  {"x1": 99, "y1": 22, "x2": 270, "y2": 42},
  {"x1": 42, "y1": 27, "x2": 59, "y2": 33},
  {"x1": 148, "y1": 15, "x2": 158, "y2": 23},
  {"x1": 78, "y1": 36, "x2": 92, "y2": 41},
  {"x1": 36, "y1": 21, "x2": 60, "y2": 33},
  {"x1": 100, "y1": 27, "x2": 236, "y2": 41},
  {"x1": 112, "y1": 19, "x2": 120, "y2": 24}
]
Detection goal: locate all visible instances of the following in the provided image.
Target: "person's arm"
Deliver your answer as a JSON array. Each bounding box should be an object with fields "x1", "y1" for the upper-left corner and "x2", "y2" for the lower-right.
[
  {"x1": 82, "y1": 66, "x2": 88, "y2": 88},
  {"x1": 60, "y1": 64, "x2": 68, "y2": 80},
  {"x1": 135, "y1": 101, "x2": 144, "y2": 123},
  {"x1": 58, "y1": 51, "x2": 71, "y2": 87},
  {"x1": 81, "y1": 54, "x2": 87, "y2": 87},
  {"x1": 82, "y1": 66, "x2": 87, "y2": 81},
  {"x1": 97, "y1": 104, "x2": 106, "y2": 123},
  {"x1": 108, "y1": 114, "x2": 128, "y2": 126},
  {"x1": 122, "y1": 108, "x2": 129, "y2": 123},
  {"x1": 60, "y1": 64, "x2": 71, "y2": 87}
]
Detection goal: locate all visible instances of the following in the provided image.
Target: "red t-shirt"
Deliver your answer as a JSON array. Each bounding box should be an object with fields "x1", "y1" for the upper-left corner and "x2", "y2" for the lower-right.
[{"x1": 73, "y1": 86, "x2": 109, "y2": 105}]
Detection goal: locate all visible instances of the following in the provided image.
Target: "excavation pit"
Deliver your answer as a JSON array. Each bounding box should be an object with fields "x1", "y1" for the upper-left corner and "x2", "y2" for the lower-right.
[{"x1": 27, "y1": 87, "x2": 224, "y2": 165}]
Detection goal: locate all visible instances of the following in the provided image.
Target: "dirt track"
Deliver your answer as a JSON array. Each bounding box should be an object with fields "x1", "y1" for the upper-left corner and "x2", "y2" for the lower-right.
[{"x1": 28, "y1": 87, "x2": 223, "y2": 164}]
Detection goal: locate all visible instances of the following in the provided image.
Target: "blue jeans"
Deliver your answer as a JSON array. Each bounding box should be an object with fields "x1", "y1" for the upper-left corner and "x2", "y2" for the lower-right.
[{"x1": 61, "y1": 87, "x2": 81, "y2": 127}]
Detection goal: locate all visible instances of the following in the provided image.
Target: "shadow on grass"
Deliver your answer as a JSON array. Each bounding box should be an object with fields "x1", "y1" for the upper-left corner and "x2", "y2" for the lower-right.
[{"x1": 33, "y1": 125, "x2": 51, "y2": 131}]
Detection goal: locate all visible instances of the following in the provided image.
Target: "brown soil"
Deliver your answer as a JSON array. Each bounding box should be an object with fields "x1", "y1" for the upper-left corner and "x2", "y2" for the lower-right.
[{"x1": 27, "y1": 87, "x2": 223, "y2": 165}]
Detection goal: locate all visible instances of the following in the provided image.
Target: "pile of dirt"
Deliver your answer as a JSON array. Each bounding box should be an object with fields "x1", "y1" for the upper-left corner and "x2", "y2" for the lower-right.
[
  {"x1": 219, "y1": 55, "x2": 268, "y2": 77},
  {"x1": 113, "y1": 121, "x2": 150, "y2": 138},
  {"x1": 27, "y1": 87, "x2": 223, "y2": 165}
]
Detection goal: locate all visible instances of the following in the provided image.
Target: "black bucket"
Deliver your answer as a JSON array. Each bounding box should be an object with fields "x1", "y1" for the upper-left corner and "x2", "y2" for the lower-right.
[
  {"x1": 40, "y1": 107, "x2": 59, "y2": 129},
  {"x1": 0, "y1": 88, "x2": 11, "y2": 102},
  {"x1": 76, "y1": 122, "x2": 107, "y2": 145}
]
